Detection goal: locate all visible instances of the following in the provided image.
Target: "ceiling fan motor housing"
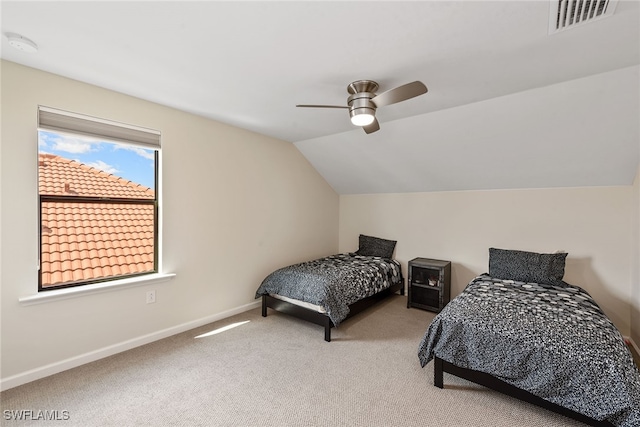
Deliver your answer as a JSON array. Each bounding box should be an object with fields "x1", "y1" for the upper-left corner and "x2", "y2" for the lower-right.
[
  {"x1": 348, "y1": 92, "x2": 376, "y2": 120},
  {"x1": 347, "y1": 80, "x2": 378, "y2": 125}
]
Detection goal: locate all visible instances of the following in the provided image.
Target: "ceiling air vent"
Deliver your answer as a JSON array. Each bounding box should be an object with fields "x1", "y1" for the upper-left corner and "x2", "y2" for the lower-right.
[{"x1": 549, "y1": 0, "x2": 619, "y2": 34}]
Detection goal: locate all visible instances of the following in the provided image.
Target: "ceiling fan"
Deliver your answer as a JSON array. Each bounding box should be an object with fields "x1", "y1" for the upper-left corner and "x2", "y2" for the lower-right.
[{"x1": 296, "y1": 80, "x2": 428, "y2": 134}]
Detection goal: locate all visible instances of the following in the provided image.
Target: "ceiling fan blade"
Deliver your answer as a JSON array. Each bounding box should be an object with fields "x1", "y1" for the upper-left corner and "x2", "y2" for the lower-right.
[
  {"x1": 371, "y1": 81, "x2": 428, "y2": 108},
  {"x1": 296, "y1": 104, "x2": 348, "y2": 109},
  {"x1": 363, "y1": 117, "x2": 380, "y2": 134}
]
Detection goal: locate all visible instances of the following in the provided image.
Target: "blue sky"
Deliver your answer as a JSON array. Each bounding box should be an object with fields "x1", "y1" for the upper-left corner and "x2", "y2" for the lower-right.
[{"x1": 38, "y1": 130, "x2": 155, "y2": 190}]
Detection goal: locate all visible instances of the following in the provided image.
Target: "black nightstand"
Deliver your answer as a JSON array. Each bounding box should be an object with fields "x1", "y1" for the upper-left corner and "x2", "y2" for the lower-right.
[{"x1": 407, "y1": 257, "x2": 451, "y2": 312}]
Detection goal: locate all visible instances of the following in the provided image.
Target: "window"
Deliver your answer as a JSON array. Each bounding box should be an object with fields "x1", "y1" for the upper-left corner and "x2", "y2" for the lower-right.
[{"x1": 37, "y1": 106, "x2": 161, "y2": 291}]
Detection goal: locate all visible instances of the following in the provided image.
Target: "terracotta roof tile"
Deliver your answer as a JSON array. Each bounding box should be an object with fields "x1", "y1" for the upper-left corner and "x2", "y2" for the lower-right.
[
  {"x1": 39, "y1": 153, "x2": 153, "y2": 199},
  {"x1": 39, "y1": 154, "x2": 155, "y2": 288}
]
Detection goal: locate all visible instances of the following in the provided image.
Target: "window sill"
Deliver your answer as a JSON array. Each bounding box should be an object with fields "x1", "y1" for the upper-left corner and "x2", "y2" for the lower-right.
[{"x1": 18, "y1": 273, "x2": 176, "y2": 306}]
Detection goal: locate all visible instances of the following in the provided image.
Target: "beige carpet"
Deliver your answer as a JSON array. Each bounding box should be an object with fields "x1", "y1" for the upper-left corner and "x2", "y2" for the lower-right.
[{"x1": 1, "y1": 295, "x2": 588, "y2": 426}]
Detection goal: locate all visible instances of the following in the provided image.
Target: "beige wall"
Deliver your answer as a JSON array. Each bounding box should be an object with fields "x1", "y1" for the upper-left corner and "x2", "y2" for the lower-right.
[
  {"x1": 1, "y1": 58, "x2": 636, "y2": 388},
  {"x1": 632, "y1": 166, "x2": 640, "y2": 346},
  {"x1": 340, "y1": 186, "x2": 633, "y2": 334},
  {"x1": 0, "y1": 61, "x2": 339, "y2": 384}
]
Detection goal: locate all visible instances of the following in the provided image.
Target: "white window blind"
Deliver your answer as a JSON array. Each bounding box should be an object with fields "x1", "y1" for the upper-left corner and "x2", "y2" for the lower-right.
[{"x1": 38, "y1": 106, "x2": 161, "y2": 149}]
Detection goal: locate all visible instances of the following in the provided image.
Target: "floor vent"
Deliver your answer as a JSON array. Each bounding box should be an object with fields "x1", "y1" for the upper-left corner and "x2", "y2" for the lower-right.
[{"x1": 549, "y1": 0, "x2": 619, "y2": 34}]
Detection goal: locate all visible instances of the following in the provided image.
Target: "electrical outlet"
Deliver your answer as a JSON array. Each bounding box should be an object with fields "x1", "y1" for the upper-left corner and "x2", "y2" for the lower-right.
[{"x1": 146, "y1": 290, "x2": 156, "y2": 304}]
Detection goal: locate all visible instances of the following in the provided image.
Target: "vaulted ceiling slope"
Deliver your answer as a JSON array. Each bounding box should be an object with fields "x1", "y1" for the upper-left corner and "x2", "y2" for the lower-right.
[{"x1": 2, "y1": 1, "x2": 639, "y2": 194}]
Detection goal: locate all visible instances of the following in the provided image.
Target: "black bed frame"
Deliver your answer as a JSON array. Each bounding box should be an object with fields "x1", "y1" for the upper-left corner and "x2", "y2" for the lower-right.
[
  {"x1": 433, "y1": 356, "x2": 615, "y2": 427},
  {"x1": 261, "y1": 282, "x2": 404, "y2": 342}
]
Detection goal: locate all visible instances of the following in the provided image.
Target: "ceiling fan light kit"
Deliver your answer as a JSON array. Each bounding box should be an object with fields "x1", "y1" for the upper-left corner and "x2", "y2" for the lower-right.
[
  {"x1": 297, "y1": 79, "x2": 427, "y2": 134},
  {"x1": 350, "y1": 110, "x2": 375, "y2": 126}
]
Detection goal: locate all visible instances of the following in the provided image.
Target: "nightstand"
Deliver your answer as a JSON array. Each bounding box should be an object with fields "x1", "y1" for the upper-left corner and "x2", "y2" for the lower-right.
[{"x1": 407, "y1": 257, "x2": 451, "y2": 312}]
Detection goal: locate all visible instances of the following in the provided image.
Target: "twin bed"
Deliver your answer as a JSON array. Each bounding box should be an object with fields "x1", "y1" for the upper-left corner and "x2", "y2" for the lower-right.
[
  {"x1": 256, "y1": 242, "x2": 640, "y2": 426},
  {"x1": 256, "y1": 235, "x2": 403, "y2": 342},
  {"x1": 419, "y1": 248, "x2": 640, "y2": 427}
]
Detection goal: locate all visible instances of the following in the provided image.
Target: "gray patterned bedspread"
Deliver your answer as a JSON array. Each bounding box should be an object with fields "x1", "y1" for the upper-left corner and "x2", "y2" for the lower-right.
[
  {"x1": 418, "y1": 274, "x2": 640, "y2": 427},
  {"x1": 255, "y1": 253, "x2": 403, "y2": 325}
]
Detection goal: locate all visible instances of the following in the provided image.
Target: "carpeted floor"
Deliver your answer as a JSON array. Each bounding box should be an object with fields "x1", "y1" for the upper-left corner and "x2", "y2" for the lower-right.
[{"x1": 0, "y1": 295, "x2": 600, "y2": 426}]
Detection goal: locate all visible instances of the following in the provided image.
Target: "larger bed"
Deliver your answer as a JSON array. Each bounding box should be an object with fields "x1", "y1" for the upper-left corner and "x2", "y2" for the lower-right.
[
  {"x1": 417, "y1": 248, "x2": 640, "y2": 427},
  {"x1": 255, "y1": 235, "x2": 404, "y2": 342}
]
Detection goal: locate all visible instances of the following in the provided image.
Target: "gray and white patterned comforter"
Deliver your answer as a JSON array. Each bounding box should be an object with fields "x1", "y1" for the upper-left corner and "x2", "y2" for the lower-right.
[
  {"x1": 255, "y1": 253, "x2": 403, "y2": 325},
  {"x1": 418, "y1": 274, "x2": 640, "y2": 427}
]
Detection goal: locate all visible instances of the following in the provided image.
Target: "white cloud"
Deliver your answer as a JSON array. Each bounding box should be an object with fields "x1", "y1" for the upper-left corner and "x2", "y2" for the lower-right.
[
  {"x1": 52, "y1": 136, "x2": 95, "y2": 154},
  {"x1": 115, "y1": 145, "x2": 155, "y2": 160},
  {"x1": 38, "y1": 131, "x2": 100, "y2": 154},
  {"x1": 38, "y1": 130, "x2": 98, "y2": 154},
  {"x1": 38, "y1": 134, "x2": 50, "y2": 149},
  {"x1": 86, "y1": 160, "x2": 119, "y2": 175}
]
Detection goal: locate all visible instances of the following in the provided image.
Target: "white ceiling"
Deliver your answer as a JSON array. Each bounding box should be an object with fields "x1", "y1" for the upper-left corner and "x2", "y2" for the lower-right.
[{"x1": 2, "y1": 1, "x2": 639, "y2": 194}]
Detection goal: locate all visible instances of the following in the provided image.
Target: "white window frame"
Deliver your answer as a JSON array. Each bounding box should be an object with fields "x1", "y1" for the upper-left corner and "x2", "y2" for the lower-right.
[{"x1": 21, "y1": 106, "x2": 174, "y2": 303}]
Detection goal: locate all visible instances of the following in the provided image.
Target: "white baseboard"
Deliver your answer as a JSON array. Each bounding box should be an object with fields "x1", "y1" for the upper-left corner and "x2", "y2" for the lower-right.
[{"x1": 0, "y1": 300, "x2": 261, "y2": 392}]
